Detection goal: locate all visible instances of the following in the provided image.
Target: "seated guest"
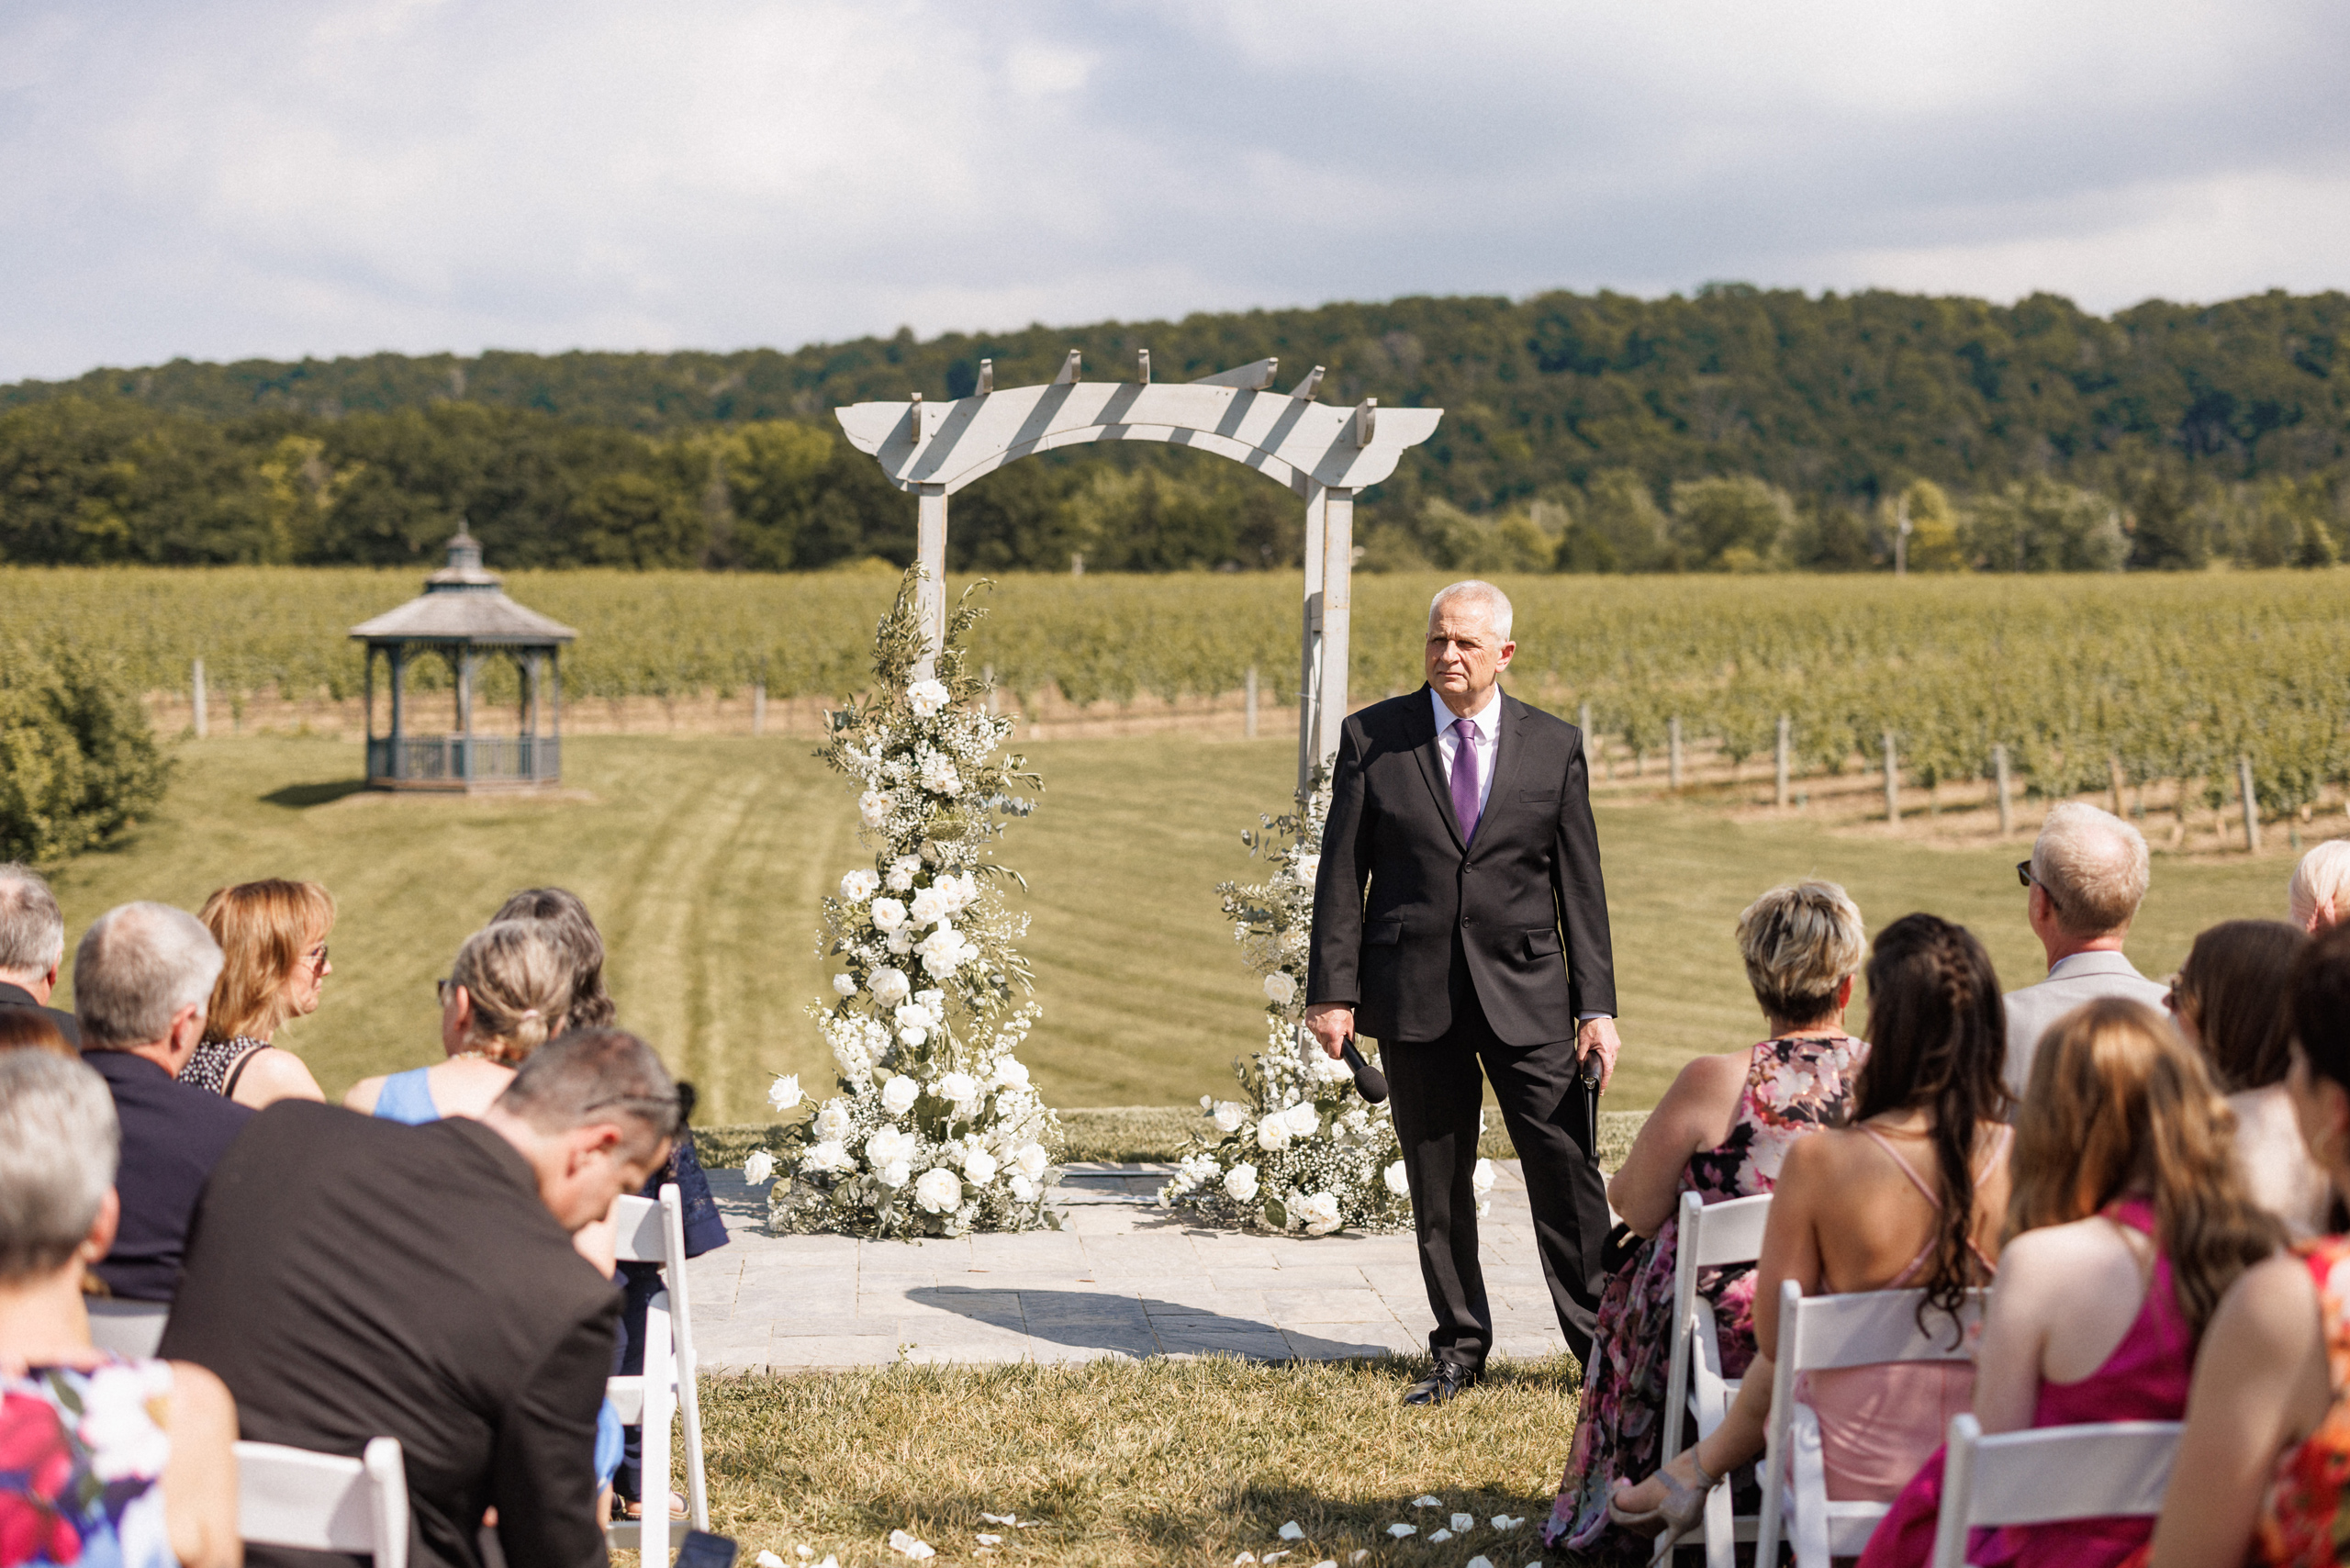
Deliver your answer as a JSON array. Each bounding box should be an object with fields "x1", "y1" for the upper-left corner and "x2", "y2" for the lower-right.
[
  {"x1": 2004, "y1": 803, "x2": 2167, "y2": 1103},
  {"x1": 0, "y1": 862, "x2": 82, "y2": 1047},
  {"x1": 343, "y1": 919, "x2": 571, "y2": 1122},
  {"x1": 2289, "y1": 839, "x2": 2350, "y2": 935},
  {"x1": 495, "y1": 886, "x2": 617, "y2": 1027},
  {"x1": 180, "y1": 878, "x2": 336, "y2": 1108},
  {"x1": 0, "y1": 1050, "x2": 240, "y2": 1568},
  {"x1": 1546, "y1": 879, "x2": 1871, "y2": 1551},
  {"x1": 1608, "y1": 913, "x2": 2014, "y2": 1536},
  {"x1": 2167, "y1": 920, "x2": 2327, "y2": 1235},
  {"x1": 2137, "y1": 923, "x2": 2350, "y2": 1568},
  {"x1": 74, "y1": 903, "x2": 251, "y2": 1303},
  {"x1": 1860, "y1": 998, "x2": 2282, "y2": 1568},
  {"x1": 0, "y1": 1007, "x2": 75, "y2": 1057},
  {"x1": 162, "y1": 1028, "x2": 680, "y2": 1568}
]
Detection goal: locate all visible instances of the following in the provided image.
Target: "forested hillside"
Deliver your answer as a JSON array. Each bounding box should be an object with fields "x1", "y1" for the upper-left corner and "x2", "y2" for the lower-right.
[{"x1": 3, "y1": 286, "x2": 2344, "y2": 573}]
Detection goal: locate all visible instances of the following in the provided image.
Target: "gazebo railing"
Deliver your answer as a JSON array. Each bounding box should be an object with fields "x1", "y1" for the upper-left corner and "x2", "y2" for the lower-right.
[{"x1": 366, "y1": 734, "x2": 561, "y2": 786}]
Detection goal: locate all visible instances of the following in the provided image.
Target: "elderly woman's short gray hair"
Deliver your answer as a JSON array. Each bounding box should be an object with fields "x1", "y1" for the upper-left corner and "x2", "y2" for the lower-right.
[
  {"x1": 1737, "y1": 880, "x2": 1867, "y2": 1025},
  {"x1": 0, "y1": 1051, "x2": 118, "y2": 1282}
]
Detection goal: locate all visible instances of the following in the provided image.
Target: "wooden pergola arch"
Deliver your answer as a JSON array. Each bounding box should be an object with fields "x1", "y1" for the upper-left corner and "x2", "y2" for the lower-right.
[{"x1": 837, "y1": 352, "x2": 1444, "y2": 789}]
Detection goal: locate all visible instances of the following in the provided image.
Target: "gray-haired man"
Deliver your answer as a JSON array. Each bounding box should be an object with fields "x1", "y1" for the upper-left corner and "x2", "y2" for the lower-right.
[
  {"x1": 0, "y1": 863, "x2": 82, "y2": 1046},
  {"x1": 2003, "y1": 801, "x2": 2168, "y2": 1103}
]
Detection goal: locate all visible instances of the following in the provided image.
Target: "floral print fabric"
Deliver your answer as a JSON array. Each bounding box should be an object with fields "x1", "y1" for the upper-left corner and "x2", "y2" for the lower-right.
[
  {"x1": 2255, "y1": 1236, "x2": 2350, "y2": 1568},
  {"x1": 1544, "y1": 1033, "x2": 1866, "y2": 1552},
  {"x1": 1, "y1": 1360, "x2": 174, "y2": 1568}
]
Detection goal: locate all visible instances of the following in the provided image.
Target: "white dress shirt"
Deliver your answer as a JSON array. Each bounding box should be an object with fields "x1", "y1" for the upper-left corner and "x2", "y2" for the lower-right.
[{"x1": 1431, "y1": 686, "x2": 1502, "y2": 815}]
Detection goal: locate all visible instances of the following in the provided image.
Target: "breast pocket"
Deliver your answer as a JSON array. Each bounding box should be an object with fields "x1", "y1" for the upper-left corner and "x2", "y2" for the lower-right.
[
  {"x1": 1523, "y1": 927, "x2": 1562, "y2": 960},
  {"x1": 1518, "y1": 789, "x2": 1559, "y2": 810}
]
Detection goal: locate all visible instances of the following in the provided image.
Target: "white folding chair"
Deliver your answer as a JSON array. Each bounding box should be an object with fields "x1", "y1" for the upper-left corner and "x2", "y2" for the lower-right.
[
  {"x1": 85, "y1": 1298, "x2": 170, "y2": 1358},
  {"x1": 1754, "y1": 1279, "x2": 1989, "y2": 1568},
  {"x1": 1653, "y1": 1191, "x2": 1774, "y2": 1568},
  {"x1": 237, "y1": 1436, "x2": 409, "y2": 1567},
  {"x1": 603, "y1": 1182, "x2": 709, "y2": 1564},
  {"x1": 1930, "y1": 1414, "x2": 2180, "y2": 1568}
]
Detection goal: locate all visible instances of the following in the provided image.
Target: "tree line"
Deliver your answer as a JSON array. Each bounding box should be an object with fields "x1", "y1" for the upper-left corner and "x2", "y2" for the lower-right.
[{"x1": 1, "y1": 284, "x2": 2344, "y2": 573}]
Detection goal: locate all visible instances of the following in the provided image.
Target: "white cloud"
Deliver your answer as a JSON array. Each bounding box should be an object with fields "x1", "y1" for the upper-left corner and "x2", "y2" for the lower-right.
[{"x1": 0, "y1": 0, "x2": 2343, "y2": 382}]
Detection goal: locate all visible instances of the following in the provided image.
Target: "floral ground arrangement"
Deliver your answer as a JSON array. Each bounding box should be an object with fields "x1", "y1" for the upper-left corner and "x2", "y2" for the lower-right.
[
  {"x1": 675, "y1": 1356, "x2": 1582, "y2": 1568},
  {"x1": 752, "y1": 571, "x2": 1063, "y2": 1238}
]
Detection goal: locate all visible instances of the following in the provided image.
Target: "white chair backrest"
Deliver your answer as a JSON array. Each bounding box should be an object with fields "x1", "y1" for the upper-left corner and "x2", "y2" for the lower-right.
[
  {"x1": 237, "y1": 1436, "x2": 409, "y2": 1568},
  {"x1": 1786, "y1": 1283, "x2": 1981, "y2": 1371},
  {"x1": 85, "y1": 1299, "x2": 169, "y2": 1359},
  {"x1": 1687, "y1": 1191, "x2": 1774, "y2": 1269},
  {"x1": 1930, "y1": 1414, "x2": 2181, "y2": 1568}
]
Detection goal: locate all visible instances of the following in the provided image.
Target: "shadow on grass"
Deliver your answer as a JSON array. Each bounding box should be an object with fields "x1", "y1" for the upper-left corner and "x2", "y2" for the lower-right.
[
  {"x1": 263, "y1": 778, "x2": 371, "y2": 809},
  {"x1": 910, "y1": 1283, "x2": 1418, "y2": 1361}
]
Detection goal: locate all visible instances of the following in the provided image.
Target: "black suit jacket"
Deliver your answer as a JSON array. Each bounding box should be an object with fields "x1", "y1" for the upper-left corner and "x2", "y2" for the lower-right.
[
  {"x1": 1308, "y1": 688, "x2": 1616, "y2": 1046},
  {"x1": 161, "y1": 1104, "x2": 620, "y2": 1568},
  {"x1": 0, "y1": 980, "x2": 80, "y2": 1047},
  {"x1": 84, "y1": 1047, "x2": 252, "y2": 1302}
]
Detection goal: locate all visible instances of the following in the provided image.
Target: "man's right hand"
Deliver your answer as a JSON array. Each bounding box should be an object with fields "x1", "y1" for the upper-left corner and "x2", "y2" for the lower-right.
[{"x1": 1304, "y1": 1002, "x2": 1354, "y2": 1059}]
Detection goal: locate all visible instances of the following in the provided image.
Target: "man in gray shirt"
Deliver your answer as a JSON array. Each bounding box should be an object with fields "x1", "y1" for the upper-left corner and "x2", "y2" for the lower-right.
[{"x1": 2003, "y1": 801, "x2": 2168, "y2": 1103}]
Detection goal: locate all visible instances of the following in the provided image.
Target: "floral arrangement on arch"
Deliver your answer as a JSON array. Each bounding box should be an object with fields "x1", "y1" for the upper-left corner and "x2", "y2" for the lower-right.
[
  {"x1": 1158, "y1": 773, "x2": 1493, "y2": 1234},
  {"x1": 744, "y1": 568, "x2": 1062, "y2": 1238}
]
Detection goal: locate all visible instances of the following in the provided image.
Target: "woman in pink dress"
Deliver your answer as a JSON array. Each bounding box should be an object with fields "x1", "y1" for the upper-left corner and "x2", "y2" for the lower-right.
[{"x1": 1859, "y1": 995, "x2": 2284, "y2": 1568}]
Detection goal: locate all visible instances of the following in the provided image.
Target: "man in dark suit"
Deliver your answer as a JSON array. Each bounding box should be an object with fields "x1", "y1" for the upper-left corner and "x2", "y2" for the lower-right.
[
  {"x1": 1, "y1": 863, "x2": 83, "y2": 1046},
  {"x1": 73, "y1": 901, "x2": 252, "y2": 1301},
  {"x1": 162, "y1": 1028, "x2": 682, "y2": 1568},
  {"x1": 1307, "y1": 579, "x2": 1618, "y2": 1405}
]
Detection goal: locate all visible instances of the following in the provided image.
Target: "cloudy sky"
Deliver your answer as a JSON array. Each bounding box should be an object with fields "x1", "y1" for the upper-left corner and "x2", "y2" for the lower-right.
[{"x1": 3, "y1": 0, "x2": 2345, "y2": 383}]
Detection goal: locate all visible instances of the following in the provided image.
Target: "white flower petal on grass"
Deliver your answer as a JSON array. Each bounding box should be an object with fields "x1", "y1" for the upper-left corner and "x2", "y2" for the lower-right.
[
  {"x1": 1383, "y1": 1159, "x2": 1411, "y2": 1197},
  {"x1": 1233, "y1": 1556, "x2": 1255, "y2": 1566},
  {"x1": 1278, "y1": 1521, "x2": 1305, "y2": 1540},
  {"x1": 979, "y1": 1514, "x2": 1014, "y2": 1526},
  {"x1": 755, "y1": 1552, "x2": 784, "y2": 1566},
  {"x1": 768, "y1": 1074, "x2": 804, "y2": 1111},
  {"x1": 1491, "y1": 1514, "x2": 1522, "y2": 1530},
  {"x1": 1312, "y1": 1562, "x2": 1337, "y2": 1568},
  {"x1": 1411, "y1": 1495, "x2": 1443, "y2": 1508},
  {"x1": 888, "y1": 1529, "x2": 935, "y2": 1560},
  {"x1": 1466, "y1": 1558, "x2": 1495, "y2": 1568},
  {"x1": 976, "y1": 1534, "x2": 1002, "y2": 1546},
  {"x1": 1450, "y1": 1512, "x2": 1474, "y2": 1531},
  {"x1": 1263, "y1": 1554, "x2": 1289, "y2": 1564},
  {"x1": 1348, "y1": 1555, "x2": 1369, "y2": 1565},
  {"x1": 1387, "y1": 1522, "x2": 1416, "y2": 1538},
  {"x1": 1428, "y1": 1529, "x2": 1453, "y2": 1544},
  {"x1": 742, "y1": 1151, "x2": 777, "y2": 1186},
  {"x1": 1472, "y1": 1158, "x2": 1496, "y2": 1198}
]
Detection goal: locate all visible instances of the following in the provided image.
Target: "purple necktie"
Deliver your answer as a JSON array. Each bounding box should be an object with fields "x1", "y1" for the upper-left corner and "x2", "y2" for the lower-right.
[{"x1": 1450, "y1": 717, "x2": 1482, "y2": 843}]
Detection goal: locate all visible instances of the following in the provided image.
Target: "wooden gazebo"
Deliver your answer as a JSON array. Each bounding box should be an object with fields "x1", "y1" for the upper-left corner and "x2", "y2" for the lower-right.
[{"x1": 351, "y1": 531, "x2": 576, "y2": 790}]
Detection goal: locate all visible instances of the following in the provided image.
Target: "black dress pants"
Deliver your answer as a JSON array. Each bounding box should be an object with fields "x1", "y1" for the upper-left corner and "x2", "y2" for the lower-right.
[{"x1": 1384, "y1": 959, "x2": 1609, "y2": 1372}]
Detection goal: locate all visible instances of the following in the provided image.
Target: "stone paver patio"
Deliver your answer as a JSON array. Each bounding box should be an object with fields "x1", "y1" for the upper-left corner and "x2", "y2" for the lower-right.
[{"x1": 686, "y1": 1161, "x2": 1571, "y2": 1371}]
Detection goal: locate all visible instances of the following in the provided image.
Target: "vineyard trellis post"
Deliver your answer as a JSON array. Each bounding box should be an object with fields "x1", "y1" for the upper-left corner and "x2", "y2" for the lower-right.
[
  {"x1": 1775, "y1": 714, "x2": 1790, "y2": 809},
  {"x1": 1884, "y1": 731, "x2": 1900, "y2": 823},
  {"x1": 191, "y1": 658, "x2": 207, "y2": 740},
  {"x1": 1245, "y1": 666, "x2": 1259, "y2": 740},
  {"x1": 1668, "y1": 716, "x2": 1684, "y2": 791},
  {"x1": 2240, "y1": 756, "x2": 2263, "y2": 853},
  {"x1": 1994, "y1": 745, "x2": 2013, "y2": 837},
  {"x1": 836, "y1": 353, "x2": 1443, "y2": 790},
  {"x1": 752, "y1": 682, "x2": 767, "y2": 736}
]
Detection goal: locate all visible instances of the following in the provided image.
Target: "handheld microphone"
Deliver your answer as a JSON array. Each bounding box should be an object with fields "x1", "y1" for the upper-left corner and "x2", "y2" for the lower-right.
[{"x1": 1340, "y1": 1036, "x2": 1390, "y2": 1104}]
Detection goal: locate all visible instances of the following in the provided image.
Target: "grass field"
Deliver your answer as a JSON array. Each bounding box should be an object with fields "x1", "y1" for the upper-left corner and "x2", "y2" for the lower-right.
[{"x1": 49, "y1": 731, "x2": 2299, "y2": 1120}]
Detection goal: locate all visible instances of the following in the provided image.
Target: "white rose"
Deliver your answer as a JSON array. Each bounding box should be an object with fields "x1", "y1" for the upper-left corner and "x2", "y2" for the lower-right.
[
  {"x1": 908, "y1": 886, "x2": 952, "y2": 926},
  {"x1": 1311, "y1": 1050, "x2": 1354, "y2": 1085},
  {"x1": 832, "y1": 973, "x2": 858, "y2": 997},
  {"x1": 1384, "y1": 1159, "x2": 1411, "y2": 1197},
  {"x1": 1282, "y1": 1102, "x2": 1319, "y2": 1138},
  {"x1": 886, "y1": 928, "x2": 914, "y2": 955},
  {"x1": 767, "y1": 1074, "x2": 803, "y2": 1112},
  {"x1": 934, "y1": 1070, "x2": 980, "y2": 1110},
  {"x1": 840, "y1": 868, "x2": 881, "y2": 902},
  {"x1": 905, "y1": 678, "x2": 951, "y2": 717},
  {"x1": 742, "y1": 1150, "x2": 776, "y2": 1185},
  {"x1": 1224, "y1": 1162, "x2": 1259, "y2": 1201},
  {"x1": 914, "y1": 924, "x2": 977, "y2": 978},
  {"x1": 866, "y1": 1126, "x2": 917, "y2": 1166},
  {"x1": 886, "y1": 855, "x2": 921, "y2": 892},
  {"x1": 879, "y1": 1159, "x2": 912, "y2": 1187},
  {"x1": 870, "y1": 897, "x2": 909, "y2": 932},
  {"x1": 858, "y1": 790, "x2": 891, "y2": 827},
  {"x1": 1472, "y1": 1158, "x2": 1495, "y2": 1198},
  {"x1": 1292, "y1": 853, "x2": 1322, "y2": 884},
  {"x1": 1009, "y1": 1172, "x2": 1037, "y2": 1203},
  {"x1": 1262, "y1": 972, "x2": 1298, "y2": 1006},
  {"x1": 880, "y1": 1074, "x2": 919, "y2": 1115},
  {"x1": 1254, "y1": 1115, "x2": 1292, "y2": 1152},
  {"x1": 1300, "y1": 1191, "x2": 1342, "y2": 1236},
  {"x1": 992, "y1": 1057, "x2": 1031, "y2": 1091},
  {"x1": 913, "y1": 1166, "x2": 962, "y2": 1213},
  {"x1": 944, "y1": 871, "x2": 979, "y2": 912},
  {"x1": 898, "y1": 1026, "x2": 926, "y2": 1047},
  {"x1": 893, "y1": 999, "x2": 934, "y2": 1030},
  {"x1": 1013, "y1": 1142, "x2": 1048, "y2": 1178},
  {"x1": 964, "y1": 1148, "x2": 999, "y2": 1185},
  {"x1": 1210, "y1": 1100, "x2": 1248, "y2": 1135},
  {"x1": 868, "y1": 968, "x2": 912, "y2": 1008},
  {"x1": 813, "y1": 1100, "x2": 854, "y2": 1142},
  {"x1": 802, "y1": 1139, "x2": 854, "y2": 1174},
  {"x1": 919, "y1": 752, "x2": 962, "y2": 796}
]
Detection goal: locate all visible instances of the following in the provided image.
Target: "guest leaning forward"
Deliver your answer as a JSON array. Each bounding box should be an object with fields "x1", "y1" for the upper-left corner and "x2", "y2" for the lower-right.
[{"x1": 1305, "y1": 578, "x2": 1618, "y2": 1406}]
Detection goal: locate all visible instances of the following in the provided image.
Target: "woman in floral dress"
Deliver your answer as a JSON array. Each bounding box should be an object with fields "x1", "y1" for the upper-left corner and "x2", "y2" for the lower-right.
[{"x1": 1547, "y1": 880, "x2": 1873, "y2": 1552}]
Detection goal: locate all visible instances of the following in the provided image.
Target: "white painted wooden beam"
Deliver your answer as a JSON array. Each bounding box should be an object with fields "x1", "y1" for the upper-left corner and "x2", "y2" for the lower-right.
[
  {"x1": 1191, "y1": 357, "x2": 1278, "y2": 390},
  {"x1": 1289, "y1": 364, "x2": 1325, "y2": 400},
  {"x1": 1051, "y1": 350, "x2": 1081, "y2": 386}
]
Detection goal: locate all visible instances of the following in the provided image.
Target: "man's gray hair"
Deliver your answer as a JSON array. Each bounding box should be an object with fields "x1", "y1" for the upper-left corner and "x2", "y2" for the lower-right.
[
  {"x1": 1428, "y1": 580, "x2": 1515, "y2": 642},
  {"x1": 495, "y1": 1026, "x2": 680, "y2": 1161},
  {"x1": 0, "y1": 1051, "x2": 118, "y2": 1282},
  {"x1": 2032, "y1": 802, "x2": 2151, "y2": 937},
  {"x1": 73, "y1": 902, "x2": 224, "y2": 1049},
  {"x1": 0, "y1": 864, "x2": 65, "y2": 980},
  {"x1": 1737, "y1": 879, "x2": 1868, "y2": 1024}
]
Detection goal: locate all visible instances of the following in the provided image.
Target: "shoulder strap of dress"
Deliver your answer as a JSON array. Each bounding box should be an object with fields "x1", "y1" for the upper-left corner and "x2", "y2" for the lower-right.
[
  {"x1": 1859, "y1": 1125, "x2": 1942, "y2": 1207},
  {"x1": 1974, "y1": 1124, "x2": 2014, "y2": 1187},
  {"x1": 219, "y1": 1042, "x2": 265, "y2": 1097}
]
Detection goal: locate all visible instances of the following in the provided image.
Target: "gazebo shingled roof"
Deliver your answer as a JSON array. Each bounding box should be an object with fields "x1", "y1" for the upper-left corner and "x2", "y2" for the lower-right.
[{"x1": 349, "y1": 532, "x2": 578, "y2": 645}]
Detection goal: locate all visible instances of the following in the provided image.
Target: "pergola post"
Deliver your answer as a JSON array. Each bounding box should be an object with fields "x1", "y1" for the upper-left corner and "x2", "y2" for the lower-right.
[
  {"x1": 913, "y1": 484, "x2": 948, "y2": 677},
  {"x1": 1296, "y1": 485, "x2": 1326, "y2": 792},
  {"x1": 1313, "y1": 488, "x2": 1356, "y2": 777}
]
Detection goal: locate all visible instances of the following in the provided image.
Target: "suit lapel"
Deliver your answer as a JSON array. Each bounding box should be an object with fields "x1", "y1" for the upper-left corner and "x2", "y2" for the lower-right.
[
  {"x1": 1469, "y1": 694, "x2": 1532, "y2": 860},
  {"x1": 1408, "y1": 687, "x2": 1468, "y2": 852}
]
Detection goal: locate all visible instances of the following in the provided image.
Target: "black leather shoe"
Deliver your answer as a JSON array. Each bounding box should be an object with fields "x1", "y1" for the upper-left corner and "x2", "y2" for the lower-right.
[{"x1": 1402, "y1": 1363, "x2": 1480, "y2": 1406}]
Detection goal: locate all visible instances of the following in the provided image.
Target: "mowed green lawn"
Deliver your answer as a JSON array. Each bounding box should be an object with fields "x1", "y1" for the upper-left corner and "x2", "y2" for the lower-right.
[{"x1": 48, "y1": 733, "x2": 2293, "y2": 1121}]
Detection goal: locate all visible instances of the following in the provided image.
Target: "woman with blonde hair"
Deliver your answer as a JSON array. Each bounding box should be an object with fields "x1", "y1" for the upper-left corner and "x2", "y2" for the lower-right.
[
  {"x1": 180, "y1": 879, "x2": 334, "y2": 1108},
  {"x1": 1858, "y1": 997, "x2": 2283, "y2": 1568},
  {"x1": 343, "y1": 920, "x2": 570, "y2": 1123},
  {"x1": 2289, "y1": 840, "x2": 2350, "y2": 935}
]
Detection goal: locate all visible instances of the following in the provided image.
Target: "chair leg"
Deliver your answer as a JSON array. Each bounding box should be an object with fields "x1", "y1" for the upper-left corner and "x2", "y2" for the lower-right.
[
  {"x1": 1789, "y1": 1406, "x2": 1830, "y2": 1568},
  {"x1": 680, "y1": 1358, "x2": 710, "y2": 1531},
  {"x1": 641, "y1": 1293, "x2": 675, "y2": 1566}
]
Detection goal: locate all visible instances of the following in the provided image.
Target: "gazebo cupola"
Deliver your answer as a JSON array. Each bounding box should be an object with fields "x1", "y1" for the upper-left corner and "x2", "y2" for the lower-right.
[{"x1": 351, "y1": 530, "x2": 576, "y2": 790}]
